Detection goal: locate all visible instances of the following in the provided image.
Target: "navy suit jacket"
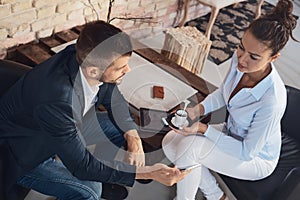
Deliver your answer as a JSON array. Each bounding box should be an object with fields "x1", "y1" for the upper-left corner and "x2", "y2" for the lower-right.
[{"x1": 0, "y1": 45, "x2": 136, "y2": 191}]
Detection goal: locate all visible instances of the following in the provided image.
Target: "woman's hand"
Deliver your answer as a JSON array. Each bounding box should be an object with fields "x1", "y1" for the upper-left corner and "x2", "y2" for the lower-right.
[
  {"x1": 186, "y1": 104, "x2": 205, "y2": 121},
  {"x1": 172, "y1": 121, "x2": 208, "y2": 136}
]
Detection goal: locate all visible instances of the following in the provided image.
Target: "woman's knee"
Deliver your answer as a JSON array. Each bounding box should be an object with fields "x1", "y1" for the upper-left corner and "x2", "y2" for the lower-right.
[
  {"x1": 176, "y1": 136, "x2": 209, "y2": 162},
  {"x1": 175, "y1": 136, "x2": 199, "y2": 161}
]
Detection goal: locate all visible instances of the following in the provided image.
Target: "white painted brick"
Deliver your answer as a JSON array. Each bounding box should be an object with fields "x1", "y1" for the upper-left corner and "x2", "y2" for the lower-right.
[
  {"x1": 143, "y1": 3, "x2": 156, "y2": 14},
  {"x1": 109, "y1": 18, "x2": 122, "y2": 27},
  {"x1": 155, "y1": 0, "x2": 172, "y2": 10},
  {"x1": 83, "y1": 7, "x2": 93, "y2": 15},
  {"x1": 37, "y1": 5, "x2": 56, "y2": 19},
  {"x1": 113, "y1": 0, "x2": 128, "y2": 7},
  {"x1": 1, "y1": 8, "x2": 36, "y2": 31},
  {"x1": 32, "y1": 0, "x2": 62, "y2": 8},
  {"x1": 168, "y1": 12, "x2": 177, "y2": 19},
  {"x1": 56, "y1": 1, "x2": 84, "y2": 14},
  {"x1": 84, "y1": 14, "x2": 99, "y2": 22},
  {"x1": 15, "y1": 23, "x2": 30, "y2": 36},
  {"x1": 36, "y1": 28, "x2": 53, "y2": 38},
  {"x1": 122, "y1": 20, "x2": 135, "y2": 29},
  {"x1": 52, "y1": 13, "x2": 67, "y2": 24},
  {"x1": 127, "y1": 1, "x2": 140, "y2": 10},
  {"x1": 54, "y1": 18, "x2": 85, "y2": 33},
  {"x1": 0, "y1": 21, "x2": 16, "y2": 37},
  {"x1": 11, "y1": 1, "x2": 32, "y2": 13},
  {"x1": 0, "y1": 31, "x2": 35, "y2": 52},
  {"x1": 0, "y1": 28, "x2": 8, "y2": 40},
  {"x1": 80, "y1": 0, "x2": 101, "y2": 5},
  {"x1": 0, "y1": 4, "x2": 11, "y2": 18},
  {"x1": 67, "y1": 9, "x2": 83, "y2": 20},
  {"x1": 15, "y1": 31, "x2": 36, "y2": 44},
  {"x1": 157, "y1": 8, "x2": 168, "y2": 17},
  {"x1": 83, "y1": 3, "x2": 102, "y2": 16},
  {"x1": 0, "y1": 0, "x2": 16, "y2": 4},
  {"x1": 31, "y1": 17, "x2": 51, "y2": 31}
]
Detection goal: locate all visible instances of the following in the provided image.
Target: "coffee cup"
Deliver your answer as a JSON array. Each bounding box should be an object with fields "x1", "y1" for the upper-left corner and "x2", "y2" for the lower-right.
[{"x1": 174, "y1": 109, "x2": 188, "y2": 127}]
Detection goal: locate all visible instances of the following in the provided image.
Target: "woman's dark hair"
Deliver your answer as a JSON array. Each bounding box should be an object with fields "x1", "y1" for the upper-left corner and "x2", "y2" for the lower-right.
[
  {"x1": 76, "y1": 20, "x2": 132, "y2": 69},
  {"x1": 247, "y1": 0, "x2": 298, "y2": 56}
]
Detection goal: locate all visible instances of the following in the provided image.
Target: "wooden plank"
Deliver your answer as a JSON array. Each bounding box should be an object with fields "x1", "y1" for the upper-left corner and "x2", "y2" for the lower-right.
[
  {"x1": 55, "y1": 29, "x2": 79, "y2": 43},
  {"x1": 16, "y1": 43, "x2": 51, "y2": 66},
  {"x1": 132, "y1": 38, "x2": 217, "y2": 97},
  {"x1": 72, "y1": 25, "x2": 85, "y2": 34},
  {"x1": 5, "y1": 46, "x2": 18, "y2": 62},
  {"x1": 40, "y1": 37, "x2": 63, "y2": 49}
]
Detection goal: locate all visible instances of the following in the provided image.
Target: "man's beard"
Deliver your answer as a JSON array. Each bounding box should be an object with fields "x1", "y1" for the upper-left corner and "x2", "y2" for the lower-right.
[
  {"x1": 113, "y1": 74, "x2": 125, "y2": 84},
  {"x1": 113, "y1": 78, "x2": 123, "y2": 85}
]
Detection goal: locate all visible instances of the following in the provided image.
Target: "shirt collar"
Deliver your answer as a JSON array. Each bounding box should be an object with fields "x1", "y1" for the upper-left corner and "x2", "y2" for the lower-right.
[
  {"x1": 79, "y1": 67, "x2": 102, "y2": 97},
  {"x1": 248, "y1": 63, "x2": 275, "y2": 101}
]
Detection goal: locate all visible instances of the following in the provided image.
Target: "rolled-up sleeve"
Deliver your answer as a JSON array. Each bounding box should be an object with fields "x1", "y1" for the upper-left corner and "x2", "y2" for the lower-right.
[
  {"x1": 201, "y1": 87, "x2": 226, "y2": 115},
  {"x1": 204, "y1": 102, "x2": 284, "y2": 161}
]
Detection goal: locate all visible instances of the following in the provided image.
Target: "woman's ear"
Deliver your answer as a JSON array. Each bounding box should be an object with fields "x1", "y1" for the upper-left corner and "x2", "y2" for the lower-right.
[{"x1": 271, "y1": 52, "x2": 280, "y2": 62}]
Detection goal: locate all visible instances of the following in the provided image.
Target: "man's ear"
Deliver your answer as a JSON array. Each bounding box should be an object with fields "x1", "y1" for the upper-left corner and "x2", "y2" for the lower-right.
[
  {"x1": 86, "y1": 66, "x2": 100, "y2": 78},
  {"x1": 271, "y1": 52, "x2": 280, "y2": 62}
]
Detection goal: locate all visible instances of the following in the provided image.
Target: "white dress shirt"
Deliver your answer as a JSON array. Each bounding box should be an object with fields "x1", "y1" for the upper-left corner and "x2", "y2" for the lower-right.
[
  {"x1": 79, "y1": 68, "x2": 102, "y2": 116},
  {"x1": 201, "y1": 52, "x2": 287, "y2": 161}
]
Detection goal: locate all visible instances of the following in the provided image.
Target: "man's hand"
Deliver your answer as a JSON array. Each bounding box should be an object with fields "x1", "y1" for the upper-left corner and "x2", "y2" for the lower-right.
[
  {"x1": 136, "y1": 163, "x2": 190, "y2": 186},
  {"x1": 124, "y1": 130, "x2": 145, "y2": 166}
]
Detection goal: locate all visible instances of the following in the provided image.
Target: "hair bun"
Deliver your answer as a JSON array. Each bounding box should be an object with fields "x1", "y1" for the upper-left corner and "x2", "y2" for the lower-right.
[{"x1": 266, "y1": 0, "x2": 297, "y2": 30}]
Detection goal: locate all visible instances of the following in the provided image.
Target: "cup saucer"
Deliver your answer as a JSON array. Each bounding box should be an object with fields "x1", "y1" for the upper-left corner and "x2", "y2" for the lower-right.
[{"x1": 171, "y1": 117, "x2": 189, "y2": 129}]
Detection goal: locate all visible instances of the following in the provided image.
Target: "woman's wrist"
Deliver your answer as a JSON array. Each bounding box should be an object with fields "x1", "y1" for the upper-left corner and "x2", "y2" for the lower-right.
[{"x1": 197, "y1": 122, "x2": 208, "y2": 134}]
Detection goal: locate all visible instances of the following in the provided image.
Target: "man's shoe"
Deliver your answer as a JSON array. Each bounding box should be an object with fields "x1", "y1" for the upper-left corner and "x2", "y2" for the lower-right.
[
  {"x1": 136, "y1": 179, "x2": 153, "y2": 184},
  {"x1": 101, "y1": 183, "x2": 128, "y2": 200}
]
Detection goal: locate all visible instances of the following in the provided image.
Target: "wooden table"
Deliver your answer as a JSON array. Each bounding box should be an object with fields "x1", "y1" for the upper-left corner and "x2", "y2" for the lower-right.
[{"x1": 6, "y1": 25, "x2": 217, "y2": 153}]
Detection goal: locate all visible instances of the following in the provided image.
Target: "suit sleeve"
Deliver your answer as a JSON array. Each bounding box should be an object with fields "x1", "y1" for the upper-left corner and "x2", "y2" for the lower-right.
[
  {"x1": 99, "y1": 84, "x2": 137, "y2": 134},
  {"x1": 33, "y1": 102, "x2": 136, "y2": 186}
]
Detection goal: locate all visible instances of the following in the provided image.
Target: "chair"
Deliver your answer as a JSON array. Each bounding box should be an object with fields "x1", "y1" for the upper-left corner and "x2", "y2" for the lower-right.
[
  {"x1": 219, "y1": 85, "x2": 300, "y2": 200},
  {"x1": 0, "y1": 59, "x2": 32, "y2": 200},
  {"x1": 179, "y1": 0, "x2": 264, "y2": 39}
]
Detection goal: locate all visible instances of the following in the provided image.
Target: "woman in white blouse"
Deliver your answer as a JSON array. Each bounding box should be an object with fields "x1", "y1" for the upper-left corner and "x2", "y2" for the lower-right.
[{"x1": 162, "y1": 0, "x2": 298, "y2": 199}]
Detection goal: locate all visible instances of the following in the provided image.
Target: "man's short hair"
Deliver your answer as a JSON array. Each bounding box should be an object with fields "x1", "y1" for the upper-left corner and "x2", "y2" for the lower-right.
[{"x1": 76, "y1": 20, "x2": 132, "y2": 69}]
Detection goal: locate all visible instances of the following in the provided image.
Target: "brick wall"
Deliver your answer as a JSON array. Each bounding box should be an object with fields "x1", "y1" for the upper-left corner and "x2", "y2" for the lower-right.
[{"x1": 0, "y1": 0, "x2": 209, "y2": 58}]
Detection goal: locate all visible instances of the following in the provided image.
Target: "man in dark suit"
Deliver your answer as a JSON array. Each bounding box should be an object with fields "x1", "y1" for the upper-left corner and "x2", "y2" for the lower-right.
[{"x1": 0, "y1": 21, "x2": 188, "y2": 199}]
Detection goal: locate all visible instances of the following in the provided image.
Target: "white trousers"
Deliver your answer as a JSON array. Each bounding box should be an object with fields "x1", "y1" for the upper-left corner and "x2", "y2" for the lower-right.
[{"x1": 162, "y1": 126, "x2": 276, "y2": 200}]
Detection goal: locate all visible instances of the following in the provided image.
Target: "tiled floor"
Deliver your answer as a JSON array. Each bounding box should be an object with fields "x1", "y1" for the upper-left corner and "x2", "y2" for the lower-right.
[{"x1": 25, "y1": 0, "x2": 300, "y2": 199}]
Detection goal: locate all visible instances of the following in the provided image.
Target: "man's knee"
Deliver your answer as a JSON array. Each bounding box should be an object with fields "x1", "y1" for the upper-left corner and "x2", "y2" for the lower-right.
[{"x1": 61, "y1": 181, "x2": 102, "y2": 200}]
